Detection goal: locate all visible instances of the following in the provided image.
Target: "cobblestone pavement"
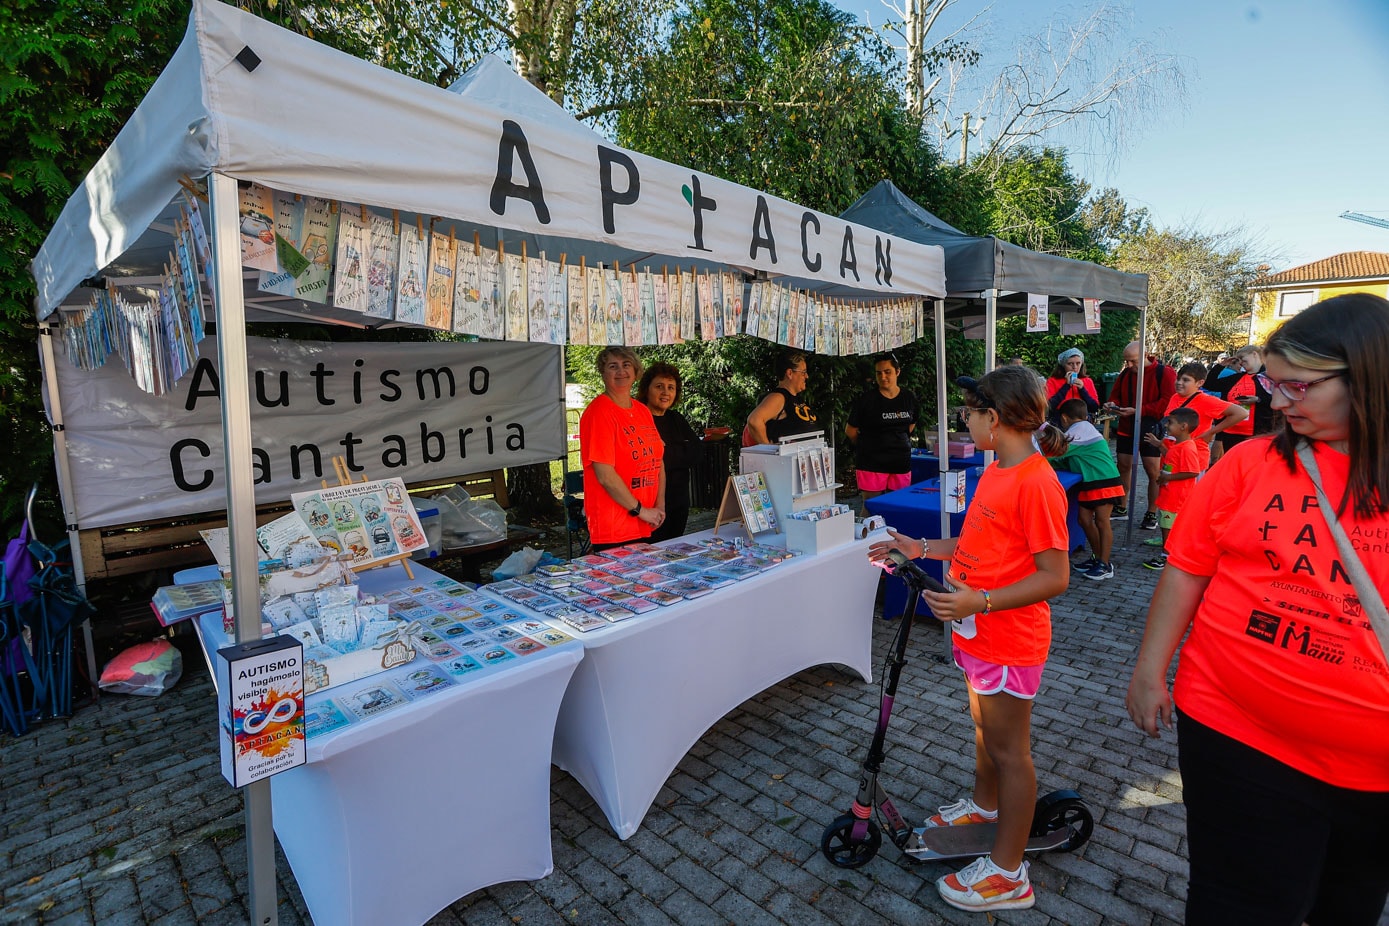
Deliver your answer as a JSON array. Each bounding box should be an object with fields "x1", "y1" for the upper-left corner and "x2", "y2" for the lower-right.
[{"x1": 3, "y1": 522, "x2": 1387, "y2": 926}]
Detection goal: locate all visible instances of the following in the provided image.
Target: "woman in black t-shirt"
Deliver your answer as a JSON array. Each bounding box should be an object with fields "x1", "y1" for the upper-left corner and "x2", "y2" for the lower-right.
[
  {"x1": 847, "y1": 354, "x2": 920, "y2": 498},
  {"x1": 744, "y1": 351, "x2": 819, "y2": 445},
  {"x1": 638, "y1": 363, "x2": 700, "y2": 541}
]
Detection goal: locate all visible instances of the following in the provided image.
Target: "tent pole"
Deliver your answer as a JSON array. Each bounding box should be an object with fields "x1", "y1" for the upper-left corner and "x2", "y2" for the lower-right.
[
  {"x1": 209, "y1": 172, "x2": 279, "y2": 926},
  {"x1": 1126, "y1": 307, "x2": 1149, "y2": 547},
  {"x1": 983, "y1": 289, "x2": 997, "y2": 467},
  {"x1": 933, "y1": 298, "x2": 953, "y2": 662},
  {"x1": 35, "y1": 321, "x2": 99, "y2": 697}
]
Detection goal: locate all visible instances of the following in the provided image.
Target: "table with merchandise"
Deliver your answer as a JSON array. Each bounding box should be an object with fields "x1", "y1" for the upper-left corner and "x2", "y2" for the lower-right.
[
  {"x1": 484, "y1": 525, "x2": 882, "y2": 839},
  {"x1": 192, "y1": 561, "x2": 582, "y2": 926}
]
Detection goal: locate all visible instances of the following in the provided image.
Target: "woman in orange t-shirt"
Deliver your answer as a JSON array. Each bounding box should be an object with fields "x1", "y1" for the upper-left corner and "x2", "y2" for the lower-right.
[
  {"x1": 1127, "y1": 293, "x2": 1389, "y2": 925},
  {"x1": 870, "y1": 365, "x2": 1070, "y2": 914},
  {"x1": 579, "y1": 346, "x2": 666, "y2": 550}
]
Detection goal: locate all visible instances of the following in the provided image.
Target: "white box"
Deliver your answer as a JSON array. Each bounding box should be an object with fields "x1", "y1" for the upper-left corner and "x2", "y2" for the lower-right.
[
  {"x1": 784, "y1": 511, "x2": 855, "y2": 556},
  {"x1": 217, "y1": 635, "x2": 306, "y2": 787}
]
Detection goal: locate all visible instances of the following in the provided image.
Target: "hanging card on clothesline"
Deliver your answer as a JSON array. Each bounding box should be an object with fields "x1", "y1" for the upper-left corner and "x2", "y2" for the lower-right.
[
  {"x1": 547, "y1": 258, "x2": 568, "y2": 345},
  {"x1": 395, "y1": 227, "x2": 428, "y2": 325},
  {"x1": 365, "y1": 211, "x2": 398, "y2": 320},
  {"x1": 526, "y1": 254, "x2": 550, "y2": 343},
  {"x1": 238, "y1": 183, "x2": 278, "y2": 272},
  {"x1": 332, "y1": 207, "x2": 370, "y2": 314},
  {"x1": 294, "y1": 197, "x2": 336, "y2": 305},
  {"x1": 655, "y1": 272, "x2": 675, "y2": 345},
  {"x1": 639, "y1": 270, "x2": 658, "y2": 345},
  {"x1": 621, "y1": 267, "x2": 642, "y2": 345},
  {"x1": 602, "y1": 266, "x2": 624, "y2": 345},
  {"x1": 1027, "y1": 293, "x2": 1049, "y2": 333},
  {"x1": 566, "y1": 263, "x2": 588, "y2": 346},
  {"x1": 585, "y1": 265, "x2": 605, "y2": 345},
  {"x1": 503, "y1": 251, "x2": 527, "y2": 341},
  {"x1": 256, "y1": 191, "x2": 304, "y2": 295},
  {"x1": 452, "y1": 244, "x2": 480, "y2": 335},
  {"x1": 679, "y1": 270, "x2": 697, "y2": 341},
  {"x1": 424, "y1": 231, "x2": 456, "y2": 330},
  {"x1": 1084, "y1": 298, "x2": 1102, "y2": 332}
]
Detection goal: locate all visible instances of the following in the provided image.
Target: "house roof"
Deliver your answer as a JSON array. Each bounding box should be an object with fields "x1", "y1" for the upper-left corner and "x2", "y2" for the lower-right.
[{"x1": 1250, "y1": 251, "x2": 1389, "y2": 289}]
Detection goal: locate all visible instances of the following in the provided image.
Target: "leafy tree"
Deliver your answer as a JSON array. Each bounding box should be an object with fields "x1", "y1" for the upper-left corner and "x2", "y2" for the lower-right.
[
  {"x1": 1111, "y1": 225, "x2": 1265, "y2": 361},
  {"x1": 0, "y1": 0, "x2": 190, "y2": 529}
]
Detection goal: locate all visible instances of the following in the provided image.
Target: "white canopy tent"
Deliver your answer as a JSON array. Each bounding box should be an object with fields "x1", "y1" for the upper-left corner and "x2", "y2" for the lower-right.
[{"x1": 30, "y1": 2, "x2": 947, "y2": 919}]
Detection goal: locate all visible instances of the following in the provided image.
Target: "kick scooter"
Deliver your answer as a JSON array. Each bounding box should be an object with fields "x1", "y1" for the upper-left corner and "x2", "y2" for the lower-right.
[{"x1": 821, "y1": 550, "x2": 1093, "y2": 869}]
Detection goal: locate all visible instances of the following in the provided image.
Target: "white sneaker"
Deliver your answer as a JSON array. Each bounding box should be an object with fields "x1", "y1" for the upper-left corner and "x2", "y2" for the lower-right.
[
  {"x1": 937, "y1": 856, "x2": 1035, "y2": 912},
  {"x1": 923, "y1": 797, "x2": 997, "y2": 828}
]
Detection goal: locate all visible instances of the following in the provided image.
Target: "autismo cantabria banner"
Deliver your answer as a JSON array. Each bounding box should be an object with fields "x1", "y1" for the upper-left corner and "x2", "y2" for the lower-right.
[{"x1": 49, "y1": 337, "x2": 564, "y2": 529}]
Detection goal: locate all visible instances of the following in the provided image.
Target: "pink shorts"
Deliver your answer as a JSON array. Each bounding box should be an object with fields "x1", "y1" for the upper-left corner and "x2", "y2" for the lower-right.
[
  {"x1": 953, "y1": 644, "x2": 1045, "y2": 700},
  {"x1": 857, "y1": 470, "x2": 911, "y2": 492}
]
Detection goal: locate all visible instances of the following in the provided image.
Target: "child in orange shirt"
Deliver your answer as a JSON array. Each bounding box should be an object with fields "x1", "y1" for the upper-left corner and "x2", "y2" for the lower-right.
[
  {"x1": 1143, "y1": 407, "x2": 1203, "y2": 570},
  {"x1": 869, "y1": 365, "x2": 1070, "y2": 913}
]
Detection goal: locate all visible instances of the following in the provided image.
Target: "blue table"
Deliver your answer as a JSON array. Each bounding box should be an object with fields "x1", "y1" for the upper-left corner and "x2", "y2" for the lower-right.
[
  {"x1": 866, "y1": 470, "x2": 1083, "y2": 619},
  {"x1": 909, "y1": 449, "x2": 988, "y2": 484}
]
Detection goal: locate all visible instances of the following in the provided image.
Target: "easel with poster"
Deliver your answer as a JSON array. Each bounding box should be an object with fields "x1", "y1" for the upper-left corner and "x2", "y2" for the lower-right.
[
  {"x1": 289, "y1": 457, "x2": 424, "y2": 578},
  {"x1": 712, "y1": 471, "x2": 780, "y2": 540}
]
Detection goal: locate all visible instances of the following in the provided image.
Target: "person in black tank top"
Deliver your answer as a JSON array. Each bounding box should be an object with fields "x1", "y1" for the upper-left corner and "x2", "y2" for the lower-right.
[{"x1": 745, "y1": 350, "x2": 819, "y2": 445}]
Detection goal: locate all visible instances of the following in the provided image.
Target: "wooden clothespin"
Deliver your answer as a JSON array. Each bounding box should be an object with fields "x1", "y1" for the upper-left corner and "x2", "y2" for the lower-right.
[
  {"x1": 559, "y1": 252, "x2": 566, "y2": 269},
  {"x1": 520, "y1": 240, "x2": 527, "y2": 262},
  {"x1": 176, "y1": 175, "x2": 207, "y2": 202},
  {"x1": 497, "y1": 240, "x2": 505, "y2": 260},
  {"x1": 360, "y1": 203, "x2": 369, "y2": 223},
  {"x1": 329, "y1": 200, "x2": 338, "y2": 215},
  {"x1": 415, "y1": 215, "x2": 424, "y2": 241},
  {"x1": 392, "y1": 210, "x2": 400, "y2": 235},
  {"x1": 294, "y1": 192, "x2": 302, "y2": 202},
  {"x1": 580, "y1": 255, "x2": 586, "y2": 272},
  {"x1": 448, "y1": 226, "x2": 456, "y2": 248},
  {"x1": 473, "y1": 231, "x2": 481, "y2": 256}
]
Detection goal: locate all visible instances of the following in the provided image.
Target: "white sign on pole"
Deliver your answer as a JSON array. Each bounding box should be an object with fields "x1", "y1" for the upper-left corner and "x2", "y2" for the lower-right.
[{"x1": 49, "y1": 337, "x2": 564, "y2": 529}]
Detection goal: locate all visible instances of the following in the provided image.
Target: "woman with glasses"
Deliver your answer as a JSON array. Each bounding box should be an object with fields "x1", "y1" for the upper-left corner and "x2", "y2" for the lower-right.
[
  {"x1": 1127, "y1": 293, "x2": 1389, "y2": 925},
  {"x1": 580, "y1": 347, "x2": 667, "y2": 551},
  {"x1": 744, "y1": 350, "x2": 818, "y2": 445},
  {"x1": 846, "y1": 353, "x2": 920, "y2": 499}
]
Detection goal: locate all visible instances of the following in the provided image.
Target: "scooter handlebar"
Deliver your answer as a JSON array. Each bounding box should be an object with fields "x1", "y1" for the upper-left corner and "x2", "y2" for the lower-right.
[{"x1": 885, "y1": 550, "x2": 951, "y2": 594}]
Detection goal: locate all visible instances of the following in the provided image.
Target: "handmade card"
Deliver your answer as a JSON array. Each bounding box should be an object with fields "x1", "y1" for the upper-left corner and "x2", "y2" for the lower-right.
[
  {"x1": 394, "y1": 229, "x2": 428, "y2": 325},
  {"x1": 238, "y1": 182, "x2": 278, "y2": 272},
  {"x1": 366, "y1": 211, "x2": 398, "y2": 319},
  {"x1": 333, "y1": 206, "x2": 371, "y2": 313},
  {"x1": 424, "y1": 230, "x2": 456, "y2": 330}
]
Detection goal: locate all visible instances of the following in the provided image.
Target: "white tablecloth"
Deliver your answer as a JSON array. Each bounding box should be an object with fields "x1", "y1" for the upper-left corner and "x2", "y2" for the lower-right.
[
  {"x1": 194, "y1": 563, "x2": 582, "y2": 926},
  {"x1": 551, "y1": 529, "x2": 881, "y2": 839}
]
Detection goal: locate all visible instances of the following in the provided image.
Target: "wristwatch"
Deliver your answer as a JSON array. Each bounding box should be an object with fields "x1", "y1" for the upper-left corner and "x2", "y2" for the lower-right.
[{"x1": 628, "y1": 501, "x2": 642, "y2": 517}]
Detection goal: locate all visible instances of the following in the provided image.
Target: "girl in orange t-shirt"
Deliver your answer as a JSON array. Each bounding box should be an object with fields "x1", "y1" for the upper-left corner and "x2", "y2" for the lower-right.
[{"x1": 869, "y1": 365, "x2": 1070, "y2": 913}]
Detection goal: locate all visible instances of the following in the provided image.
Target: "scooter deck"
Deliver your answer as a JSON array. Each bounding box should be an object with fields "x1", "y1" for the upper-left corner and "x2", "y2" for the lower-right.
[{"x1": 903, "y1": 823, "x2": 1073, "y2": 861}]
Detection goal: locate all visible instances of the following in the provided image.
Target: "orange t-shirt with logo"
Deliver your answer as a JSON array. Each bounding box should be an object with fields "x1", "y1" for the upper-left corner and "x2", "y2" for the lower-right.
[
  {"x1": 946, "y1": 452, "x2": 1069, "y2": 667},
  {"x1": 1168, "y1": 437, "x2": 1389, "y2": 789},
  {"x1": 1224, "y1": 375, "x2": 1255, "y2": 436},
  {"x1": 1164, "y1": 391, "x2": 1235, "y2": 461},
  {"x1": 579, "y1": 394, "x2": 665, "y2": 545},
  {"x1": 1155, "y1": 439, "x2": 1204, "y2": 514}
]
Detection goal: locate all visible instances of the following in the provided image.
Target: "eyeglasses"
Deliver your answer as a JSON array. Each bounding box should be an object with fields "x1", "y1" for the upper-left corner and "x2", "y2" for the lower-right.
[{"x1": 1254, "y1": 371, "x2": 1344, "y2": 402}]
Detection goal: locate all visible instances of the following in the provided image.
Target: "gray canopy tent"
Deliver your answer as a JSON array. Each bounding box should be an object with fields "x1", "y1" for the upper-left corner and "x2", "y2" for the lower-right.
[{"x1": 841, "y1": 180, "x2": 1151, "y2": 540}]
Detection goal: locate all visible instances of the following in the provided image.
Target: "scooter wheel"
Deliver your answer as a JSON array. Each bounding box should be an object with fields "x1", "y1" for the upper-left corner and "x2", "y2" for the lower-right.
[
  {"x1": 1030, "y1": 790, "x2": 1093, "y2": 852},
  {"x1": 820, "y1": 814, "x2": 882, "y2": 868}
]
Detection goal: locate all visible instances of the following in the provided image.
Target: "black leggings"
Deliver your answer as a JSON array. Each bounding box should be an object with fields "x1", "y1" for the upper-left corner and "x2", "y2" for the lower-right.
[{"x1": 1178, "y1": 710, "x2": 1389, "y2": 925}]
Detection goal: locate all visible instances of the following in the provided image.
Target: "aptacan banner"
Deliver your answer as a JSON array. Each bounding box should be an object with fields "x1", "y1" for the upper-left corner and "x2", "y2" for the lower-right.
[{"x1": 49, "y1": 337, "x2": 564, "y2": 529}]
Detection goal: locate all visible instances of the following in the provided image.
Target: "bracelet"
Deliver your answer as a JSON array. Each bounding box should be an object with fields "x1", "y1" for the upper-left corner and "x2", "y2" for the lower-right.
[
  {"x1": 979, "y1": 589, "x2": 992, "y2": 615},
  {"x1": 918, "y1": 538, "x2": 929, "y2": 559}
]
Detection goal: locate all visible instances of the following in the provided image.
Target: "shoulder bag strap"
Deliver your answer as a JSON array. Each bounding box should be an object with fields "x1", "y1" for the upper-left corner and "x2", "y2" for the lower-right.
[{"x1": 1295, "y1": 442, "x2": 1389, "y2": 660}]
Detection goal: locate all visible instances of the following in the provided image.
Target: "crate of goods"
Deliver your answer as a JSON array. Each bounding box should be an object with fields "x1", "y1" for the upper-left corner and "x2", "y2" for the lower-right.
[{"x1": 784, "y1": 506, "x2": 855, "y2": 556}]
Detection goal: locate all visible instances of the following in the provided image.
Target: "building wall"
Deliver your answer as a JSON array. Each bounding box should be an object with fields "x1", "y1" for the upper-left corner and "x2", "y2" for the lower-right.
[{"x1": 1248, "y1": 280, "x2": 1389, "y2": 344}]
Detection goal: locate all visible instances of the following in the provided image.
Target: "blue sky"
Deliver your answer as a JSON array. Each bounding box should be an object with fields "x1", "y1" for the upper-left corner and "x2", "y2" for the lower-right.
[{"x1": 833, "y1": 0, "x2": 1389, "y2": 270}]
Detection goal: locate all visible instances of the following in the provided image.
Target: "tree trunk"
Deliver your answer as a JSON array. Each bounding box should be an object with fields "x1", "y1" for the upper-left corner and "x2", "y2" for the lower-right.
[{"x1": 507, "y1": 462, "x2": 562, "y2": 524}]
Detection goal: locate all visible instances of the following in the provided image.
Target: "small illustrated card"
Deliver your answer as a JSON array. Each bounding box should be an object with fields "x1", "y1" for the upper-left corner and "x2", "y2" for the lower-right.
[
  {"x1": 333, "y1": 206, "x2": 371, "y2": 314},
  {"x1": 290, "y1": 477, "x2": 425, "y2": 565},
  {"x1": 424, "y1": 230, "x2": 457, "y2": 330},
  {"x1": 526, "y1": 253, "x2": 550, "y2": 344},
  {"x1": 238, "y1": 182, "x2": 278, "y2": 272},
  {"x1": 566, "y1": 263, "x2": 588, "y2": 345},
  {"x1": 338, "y1": 681, "x2": 409, "y2": 722},
  {"x1": 504, "y1": 251, "x2": 528, "y2": 341},
  {"x1": 1026, "y1": 293, "x2": 1049, "y2": 333},
  {"x1": 294, "y1": 196, "x2": 336, "y2": 304},
  {"x1": 303, "y1": 696, "x2": 353, "y2": 738},
  {"x1": 365, "y1": 210, "x2": 398, "y2": 319},
  {"x1": 388, "y1": 664, "x2": 456, "y2": 701},
  {"x1": 809, "y1": 450, "x2": 827, "y2": 492},
  {"x1": 395, "y1": 229, "x2": 428, "y2": 325},
  {"x1": 1084, "y1": 297, "x2": 1102, "y2": 331}
]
